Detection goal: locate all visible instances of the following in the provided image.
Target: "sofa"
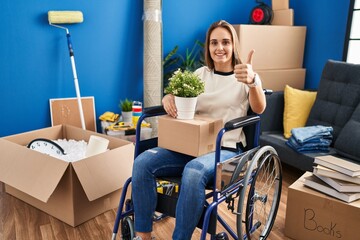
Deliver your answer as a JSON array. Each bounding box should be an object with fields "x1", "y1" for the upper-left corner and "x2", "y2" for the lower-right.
[{"x1": 259, "y1": 60, "x2": 360, "y2": 172}]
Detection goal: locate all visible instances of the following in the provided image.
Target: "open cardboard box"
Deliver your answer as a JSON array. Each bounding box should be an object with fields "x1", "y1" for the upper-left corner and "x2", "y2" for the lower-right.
[
  {"x1": 158, "y1": 115, "x2": 223, "y2": 157},
  {"x1": 0, "y1": 125, "x2": 134, "y2": 227}
]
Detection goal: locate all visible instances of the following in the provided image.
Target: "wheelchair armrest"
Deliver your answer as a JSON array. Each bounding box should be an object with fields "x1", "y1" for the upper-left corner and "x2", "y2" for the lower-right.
[
  {"x1": 224, "y1": 115, "x2": 260, "y2": 131},
  {"x1": 142, "y1": 105, "x2": 167, "y2": 117},
  {"x1": 264, "y1": 89, "x2": 273, "y2": 95}
]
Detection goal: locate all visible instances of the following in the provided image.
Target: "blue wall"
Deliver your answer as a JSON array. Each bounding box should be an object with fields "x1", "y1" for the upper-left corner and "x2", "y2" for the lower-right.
[{"x1": 0, "y1": 0, "x2": 350, "y2": 137}]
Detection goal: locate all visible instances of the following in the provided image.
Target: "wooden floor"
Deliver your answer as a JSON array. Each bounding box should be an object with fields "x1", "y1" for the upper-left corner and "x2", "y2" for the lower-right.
[{"x1": 0, "y1": 164, "x2": 303, "y2": 240}]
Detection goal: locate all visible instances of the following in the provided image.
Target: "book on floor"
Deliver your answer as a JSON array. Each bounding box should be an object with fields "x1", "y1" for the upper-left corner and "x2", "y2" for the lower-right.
[
  {"x1": 313, "y1": 165, "x2": 360, "y2": 185},
  {"x1": 313, "y1": 155, "x2": 360, "y2": 177},
  {"x1": 303, "y1": 174, "x2": 360, "y2": 203},
  {"x1": 313, "y1": 173, "x2": 360, "y2": 192}
]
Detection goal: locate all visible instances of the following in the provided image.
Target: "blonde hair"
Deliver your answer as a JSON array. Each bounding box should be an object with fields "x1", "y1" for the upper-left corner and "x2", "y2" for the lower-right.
[{"x1": 204, "y1": 20, "x2": 241, "y2": 70}]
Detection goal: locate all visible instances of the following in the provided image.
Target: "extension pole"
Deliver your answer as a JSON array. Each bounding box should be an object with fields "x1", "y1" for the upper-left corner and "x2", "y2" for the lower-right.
[{"x1": 66, "y1": 31, "x2": 86, "y2": 130}]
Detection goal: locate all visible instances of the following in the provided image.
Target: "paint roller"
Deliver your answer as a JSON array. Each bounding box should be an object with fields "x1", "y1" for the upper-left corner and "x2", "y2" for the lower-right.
[{"x1": 48, "y1": 11, "x2": 86, "y2": 130}]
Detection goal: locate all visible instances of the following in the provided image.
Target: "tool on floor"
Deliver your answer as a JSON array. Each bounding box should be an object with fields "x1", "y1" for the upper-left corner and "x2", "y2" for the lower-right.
[{"x1": 48, "y1": 11, "x2": 86, "y2": 130}]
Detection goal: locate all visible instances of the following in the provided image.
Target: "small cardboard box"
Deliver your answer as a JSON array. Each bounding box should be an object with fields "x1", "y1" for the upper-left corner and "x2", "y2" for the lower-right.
[
  {"x1": 0, "y1": 125, "x2": 134, "y2": 227},
  {"x1": 271, "y1": 0, "x2": 289, "y2": 10},
  {"x1": 271, "y1": 9, "x2": 294, "y2": 26},
  {"x1": 285, "y1": 172, "x2": 360, "y2": 240},
  {"x1": 158, "y1": 115, "x2": 223, "y2": 157},
  {"x1": 233, "y1": 24, "x2": 306, "y2": 70},
  {"x1": 257, "y1": 68, "x2": 306, "y2": 91}
]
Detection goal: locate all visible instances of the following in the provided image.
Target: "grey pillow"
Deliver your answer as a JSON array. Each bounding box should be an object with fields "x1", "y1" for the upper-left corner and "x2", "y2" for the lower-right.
[
  {"x1": 306, "y1": 60, "x2": 360, "y2": 144},
  {"x1": 334, "y1": 104, "x2": 360, "y2": 162}
]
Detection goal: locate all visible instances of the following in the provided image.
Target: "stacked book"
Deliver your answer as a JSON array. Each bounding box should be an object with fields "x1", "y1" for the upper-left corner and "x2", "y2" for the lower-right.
[{"x1": 304, "y1": 155, "x2": 360, "y2": 203}]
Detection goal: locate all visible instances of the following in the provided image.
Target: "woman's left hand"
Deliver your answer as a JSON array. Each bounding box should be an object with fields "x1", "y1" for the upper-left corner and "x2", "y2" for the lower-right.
[
  {"x1": 162, "y1": 94, "x2": 178, "y2": 118},
  {"x1": 234, "y1": 49, "x2": 255, "y2": 84}
]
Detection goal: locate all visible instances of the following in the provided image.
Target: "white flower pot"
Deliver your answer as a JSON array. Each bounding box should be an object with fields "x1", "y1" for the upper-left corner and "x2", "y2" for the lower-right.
[
  {"x1": 122, "y1": 111, "x2": 133, "y2": 123},
  {"x1": 174, "y1": 96, "x2": 198, "y2": 120}
]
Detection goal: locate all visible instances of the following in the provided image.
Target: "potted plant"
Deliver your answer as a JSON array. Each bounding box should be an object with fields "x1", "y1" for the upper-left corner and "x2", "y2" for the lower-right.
[
  {"x1": 164, "y1": 69, "x2": 205, "y2": 119},
  {"x1": 119, "y1": 98, "x2": 133, "y2": 123}
]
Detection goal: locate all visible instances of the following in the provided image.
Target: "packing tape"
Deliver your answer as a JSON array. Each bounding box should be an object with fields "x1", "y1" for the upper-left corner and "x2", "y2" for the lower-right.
[{"x1": 143, "y1": 9, "x2": 162, "y2": 22}]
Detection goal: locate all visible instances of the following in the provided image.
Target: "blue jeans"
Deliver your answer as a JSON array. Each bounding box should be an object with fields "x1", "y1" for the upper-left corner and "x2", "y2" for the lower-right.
[
  {"x1": 132, "y1": 147, "x2": 241, "y2": 240},
  {"x1": 291, "y1": 125, "x2": 333, "y2": 144}
]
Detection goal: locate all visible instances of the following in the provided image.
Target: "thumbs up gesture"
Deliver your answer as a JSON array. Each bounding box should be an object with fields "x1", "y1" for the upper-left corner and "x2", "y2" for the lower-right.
[{"x1": 234, "y1": 49, "x2": 256, "y2": 84}]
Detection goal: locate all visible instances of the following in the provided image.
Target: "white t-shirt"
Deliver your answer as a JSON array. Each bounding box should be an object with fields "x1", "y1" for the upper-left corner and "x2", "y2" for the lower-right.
[{"x1": 195, "y1": 66, "x2": 250, "y2": 149}]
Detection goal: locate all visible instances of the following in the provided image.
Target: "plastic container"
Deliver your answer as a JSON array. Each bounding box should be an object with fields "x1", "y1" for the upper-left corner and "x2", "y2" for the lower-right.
[{"x1": 132, "y1": 101, "x2": 142, "y2": 127}]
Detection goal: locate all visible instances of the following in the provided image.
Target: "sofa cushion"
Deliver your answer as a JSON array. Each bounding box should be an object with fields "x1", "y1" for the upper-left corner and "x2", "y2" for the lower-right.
[
  {"x1": 306, "y1": 60, "x2": 360, "y2": 143},
  {"x1": 334, "y1": 104, "x2": 360, "y2": 162},
  {"x1": 260, "y1": 91, "x2": 284, "y2": 133},
  {"x1": 283, "y1": 85, "x2": 317, "y2": 138}
]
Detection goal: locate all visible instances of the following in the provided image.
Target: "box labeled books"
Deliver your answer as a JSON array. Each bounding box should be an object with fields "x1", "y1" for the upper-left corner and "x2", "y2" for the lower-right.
[{"x1": 285, "y1": 172, "x2": 360, "y2": 240}]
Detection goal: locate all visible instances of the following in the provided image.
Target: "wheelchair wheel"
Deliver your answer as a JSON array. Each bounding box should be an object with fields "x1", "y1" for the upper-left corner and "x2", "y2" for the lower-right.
[
  {"x1": 236, "y1": 146, "x2": 282, "y2": 240},
  {"x1": 120, "y1": 216, "x2": 135, "y2": 240}
]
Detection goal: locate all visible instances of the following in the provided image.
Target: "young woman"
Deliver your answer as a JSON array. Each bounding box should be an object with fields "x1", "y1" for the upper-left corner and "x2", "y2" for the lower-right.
[{"x1": 132, "y1": 20, "x2": 266, "y2": 240}]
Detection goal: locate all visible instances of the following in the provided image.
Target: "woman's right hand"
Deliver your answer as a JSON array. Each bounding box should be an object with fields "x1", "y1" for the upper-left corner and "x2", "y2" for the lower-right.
[{"x1": 162, "y1": 94, "x2": 178, "y2": 118}]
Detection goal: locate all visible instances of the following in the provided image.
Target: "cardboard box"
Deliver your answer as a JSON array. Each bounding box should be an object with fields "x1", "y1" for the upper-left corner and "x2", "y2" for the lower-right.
[
  {"x1": 158, "y1": 115, "x2": 223, "y2": 157},
  {"x1": 271, "y1": 9, "x2": 294, "y2": 26},
  {"x1": 233, "y1": 25, "x2": 306, "y2": 70},
  {"x1": 257, "y1": 68, "x2": 306, "y2": 91},
  {"x1": 272, "y1": 0, "x2": 289, "y2": 10},
  {"x1": 0, "y1": 125, "x2": 134, "y2": 226},
  {"x1": 285, "y1": 172, "x2": 360, "y2": 240}
]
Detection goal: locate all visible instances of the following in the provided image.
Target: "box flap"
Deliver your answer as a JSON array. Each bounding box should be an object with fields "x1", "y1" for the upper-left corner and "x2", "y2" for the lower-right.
[
  {"x1": 72, "y1": 143, "x2": 134, "y2": 201},
  {"x1": 0, "y1": 138, "x2": 69, "y2": 202}
]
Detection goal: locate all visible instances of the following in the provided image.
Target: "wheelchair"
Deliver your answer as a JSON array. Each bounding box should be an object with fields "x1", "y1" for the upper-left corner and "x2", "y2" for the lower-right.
[{"x1": 112, "y1": 99, "x2": 282, "y2": 240}]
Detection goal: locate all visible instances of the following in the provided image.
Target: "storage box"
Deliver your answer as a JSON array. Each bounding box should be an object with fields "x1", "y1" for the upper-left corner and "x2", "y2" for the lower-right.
[
  {"x1": 0, "y1": 125, "x2": 134, "y2": 226},
  {"x1": 285, "y1": 172, "x2": 360, "y2": 240},
  {"x1": 233, "y1": 25, "x2": 306, "y2": 70},
  {"x1": 257, "y1": 68, "x2": 306, "y2": 91},
  {"x1": 271, "y1": 0, "x2": 289, "y2": 10},
  {"x1": 106, "y1": 127, "x2": 153, "y2": 143},
  {"x1": 158, "y1": 115, "x2": 223, "y2": 157},
  {"x1": 271, "y1": 9, "x2": 294, "y2": 26}
]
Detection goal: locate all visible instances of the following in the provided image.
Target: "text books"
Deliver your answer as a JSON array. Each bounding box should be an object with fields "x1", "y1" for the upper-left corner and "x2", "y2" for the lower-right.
[
  {"x1": 313, "y1": 155, "x2": 360, "y2": 177},
  {"x1": 304, "y1": 175, "x2": 360, "y2": 203},
  {"x1": 306, "y1": 155, "x2": 360, "y2": 202},
  {"x1": 314, "y1": 173, "x2": 360, "y2": 192},
  {"x1": 313, "y1": 165, "x2": 360, "y2": 185}
]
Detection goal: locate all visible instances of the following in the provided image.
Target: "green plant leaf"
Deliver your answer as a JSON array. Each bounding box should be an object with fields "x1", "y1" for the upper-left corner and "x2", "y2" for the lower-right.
[{"x1": 119, "y1": 98, "x2": 133, "y2": 112}]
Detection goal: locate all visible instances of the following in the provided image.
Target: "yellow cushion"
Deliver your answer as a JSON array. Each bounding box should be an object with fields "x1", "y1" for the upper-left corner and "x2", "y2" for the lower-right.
[{"x1": 283, "y1": 85, "x2": 317, "y2": 138}]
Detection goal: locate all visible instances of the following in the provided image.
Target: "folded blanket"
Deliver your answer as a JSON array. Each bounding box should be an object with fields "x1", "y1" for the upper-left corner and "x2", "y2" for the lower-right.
[{"x1": 291, "y1": 125, "x2": 333, "y2": 144}]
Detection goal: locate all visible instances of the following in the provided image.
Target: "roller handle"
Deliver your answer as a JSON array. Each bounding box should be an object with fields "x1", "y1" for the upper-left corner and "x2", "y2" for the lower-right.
[{"x1": 66, "y1": 33, "x2": 74, "y2": 57}]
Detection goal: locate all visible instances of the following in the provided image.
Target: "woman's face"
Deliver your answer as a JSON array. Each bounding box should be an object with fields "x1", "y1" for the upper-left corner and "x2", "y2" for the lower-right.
[{"x1": 209, "y1": 27, "x2": 234, "y2": 71}]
